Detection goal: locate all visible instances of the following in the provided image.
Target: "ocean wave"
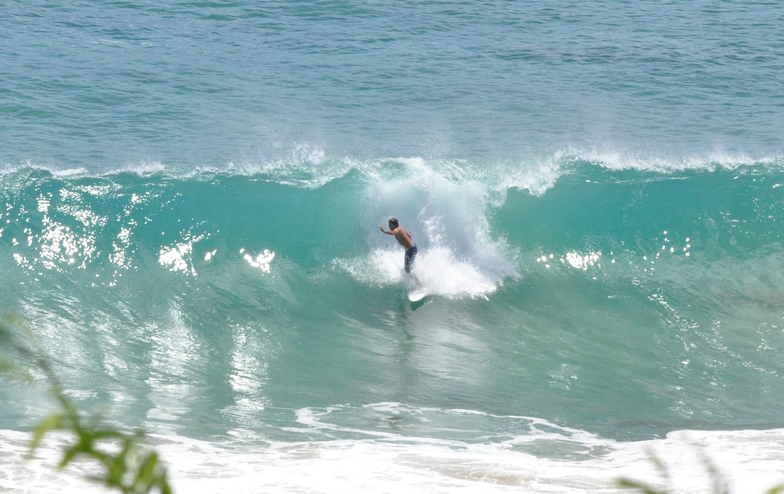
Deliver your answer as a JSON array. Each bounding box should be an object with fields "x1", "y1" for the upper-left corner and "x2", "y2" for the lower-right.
[
  {"x1": 1, "y1": 154, "x2": 784, "y2": 444},
  {"x1": 3, "y1": 149, "x2": 782, "y2": 194}
]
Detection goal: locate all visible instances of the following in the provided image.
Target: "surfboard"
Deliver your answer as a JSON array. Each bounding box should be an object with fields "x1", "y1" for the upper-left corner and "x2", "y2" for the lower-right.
[{"x1": 408, "y1": 287, "x2": 429, "y2": 302}]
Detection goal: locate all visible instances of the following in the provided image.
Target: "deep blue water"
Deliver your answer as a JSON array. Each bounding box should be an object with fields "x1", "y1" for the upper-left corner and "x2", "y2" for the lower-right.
[{"x1": 3, "y1": 1, "x2": 784, "y2": 168}]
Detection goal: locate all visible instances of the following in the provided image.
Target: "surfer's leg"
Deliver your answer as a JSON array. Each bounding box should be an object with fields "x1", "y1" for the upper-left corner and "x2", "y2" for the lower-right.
[
  {"x1": 404, "y1": 245, "x2": 417, "y2": 273},
  {"x1": 404, "y1": 246, "x2": 420, "y2": 285}
]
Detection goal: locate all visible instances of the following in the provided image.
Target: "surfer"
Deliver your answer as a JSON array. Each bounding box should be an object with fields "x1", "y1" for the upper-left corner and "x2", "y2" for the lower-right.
[{"x1": 379, "y1": 218, "x2": 418, "y2": 279}]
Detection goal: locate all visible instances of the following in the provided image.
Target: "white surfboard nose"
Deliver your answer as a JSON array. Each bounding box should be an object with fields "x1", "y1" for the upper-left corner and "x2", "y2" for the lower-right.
[{"x1": 408, "y1": 287, "x2": 429, "y2": 302}]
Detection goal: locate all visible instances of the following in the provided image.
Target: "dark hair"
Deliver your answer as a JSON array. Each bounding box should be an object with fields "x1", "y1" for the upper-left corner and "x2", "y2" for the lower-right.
[{"x1": 388, "y1": 218, "x2": 399, "y2": 228}]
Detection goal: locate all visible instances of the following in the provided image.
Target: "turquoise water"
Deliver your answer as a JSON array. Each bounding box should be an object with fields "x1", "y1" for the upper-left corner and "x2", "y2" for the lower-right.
[
  {"x1": 4, "y1": 1, "x2": 784, "y2": 166},
  {"x1": 2, "y1": 2, "x2": 784, "y2": 492}
]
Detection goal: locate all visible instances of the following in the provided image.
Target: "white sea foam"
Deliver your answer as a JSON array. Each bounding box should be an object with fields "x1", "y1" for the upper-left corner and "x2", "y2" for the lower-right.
[
  {"x1": 114, "y1": 160, "x2": 167, "y2": 176},
  {"x1": 243, "y1": 249, "x2": 275, "y2": 273},
  {"x1": 2, "y1": 150, "x2": 781, "y2": 195},
  {"x1": 335, "y1": 246, "x2": 499, "y2": 298},
  {"x1": 158, "y1": 235, "x2": 206, "y2": 276},
  {"x1": 500, "y1": 154, "x2": 566, "y2": 197},
  {"x1": 558, "y1": 147, "x2": 782, "y2": 174},
  {"x1": 335, "y1": 157, "x2": 519, "y2": 298},
  {"x1": 2, "y1": 414, "x2": 783, "y2": 494}
]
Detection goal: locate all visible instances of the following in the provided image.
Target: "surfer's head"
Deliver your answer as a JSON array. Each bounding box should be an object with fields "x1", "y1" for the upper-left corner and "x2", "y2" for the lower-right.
[{"x1": 388, "y1": 218, "x2": 398, "y2": 229}]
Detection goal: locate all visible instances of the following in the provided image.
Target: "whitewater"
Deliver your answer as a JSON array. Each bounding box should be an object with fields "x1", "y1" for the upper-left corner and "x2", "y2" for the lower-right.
[{"x1": 3, "y1": 1, "x2": 784, "y2": 492}]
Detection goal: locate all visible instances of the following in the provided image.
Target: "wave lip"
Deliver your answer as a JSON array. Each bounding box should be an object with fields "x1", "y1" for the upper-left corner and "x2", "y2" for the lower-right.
[{"x1": 3, "y1": 148, "x2": 781, "y2": 193}]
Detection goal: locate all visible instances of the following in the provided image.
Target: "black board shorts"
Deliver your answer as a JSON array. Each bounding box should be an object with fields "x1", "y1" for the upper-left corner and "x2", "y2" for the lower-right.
[{"x1": 404, "y1": 244, "x2": 417, "y2": 272}]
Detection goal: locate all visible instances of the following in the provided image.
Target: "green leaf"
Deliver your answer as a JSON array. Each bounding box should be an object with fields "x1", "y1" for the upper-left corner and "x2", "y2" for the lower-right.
[
  {"x1": 30, "y1": 413, "x2": 64, "y2": 452},
  {"x1": 58, "y1": 444, "x2": 83, "y2": 470},
  {"x1": 616, "y1": 477, "x2": 668, "y2": 494},
  {"x1": 134, "y1": 452, "x2": 159, "y2": 492},
  {"x1": 160, "y1": 477, "x2": 173, "y2": 494},
  {"x1": 90, "y1": 429, "x2": 127, "y2": 441},
  {"x1": 2, "y1": 313, "x2": 174, "y2": 493}
]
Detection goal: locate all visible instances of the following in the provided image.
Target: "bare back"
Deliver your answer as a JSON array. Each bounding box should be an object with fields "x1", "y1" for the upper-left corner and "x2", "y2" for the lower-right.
[
  {"x1": 392, "y1": 227, "x2": 415, "y2": 249},
  {"x1": 380, "y1": 224, "x2": 415, "y2": 249}
]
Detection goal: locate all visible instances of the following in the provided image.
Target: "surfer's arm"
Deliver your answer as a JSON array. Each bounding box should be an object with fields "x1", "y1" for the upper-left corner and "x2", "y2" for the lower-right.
[{"x1": 379, "y1": 226, "x2": 397, "y2": 235}]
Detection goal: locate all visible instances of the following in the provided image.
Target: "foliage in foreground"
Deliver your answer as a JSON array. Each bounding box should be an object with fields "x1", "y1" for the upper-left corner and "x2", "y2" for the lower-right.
[
  {"x1": 617, "y1": 449, "x2": 783, "y2": 494},
  {"x1": 0, "y1": 315, "x2": 172, "y2": 494}
]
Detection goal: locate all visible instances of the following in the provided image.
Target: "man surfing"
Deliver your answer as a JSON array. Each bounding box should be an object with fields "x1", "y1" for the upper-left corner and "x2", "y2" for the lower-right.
[{"x1": 379, "y1": 218, "x2": 419, "y2": 283}]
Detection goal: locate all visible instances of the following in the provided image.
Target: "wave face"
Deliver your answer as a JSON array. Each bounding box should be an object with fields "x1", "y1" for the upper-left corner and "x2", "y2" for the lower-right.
[{"x1": 1, "y1": 155, "x2": 784, "y2": 445}]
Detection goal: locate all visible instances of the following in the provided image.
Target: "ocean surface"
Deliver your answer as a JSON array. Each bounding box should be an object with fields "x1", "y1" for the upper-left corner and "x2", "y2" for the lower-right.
[{"x1": 2, "y1": 1, "x2": 784, "y2": 492}]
